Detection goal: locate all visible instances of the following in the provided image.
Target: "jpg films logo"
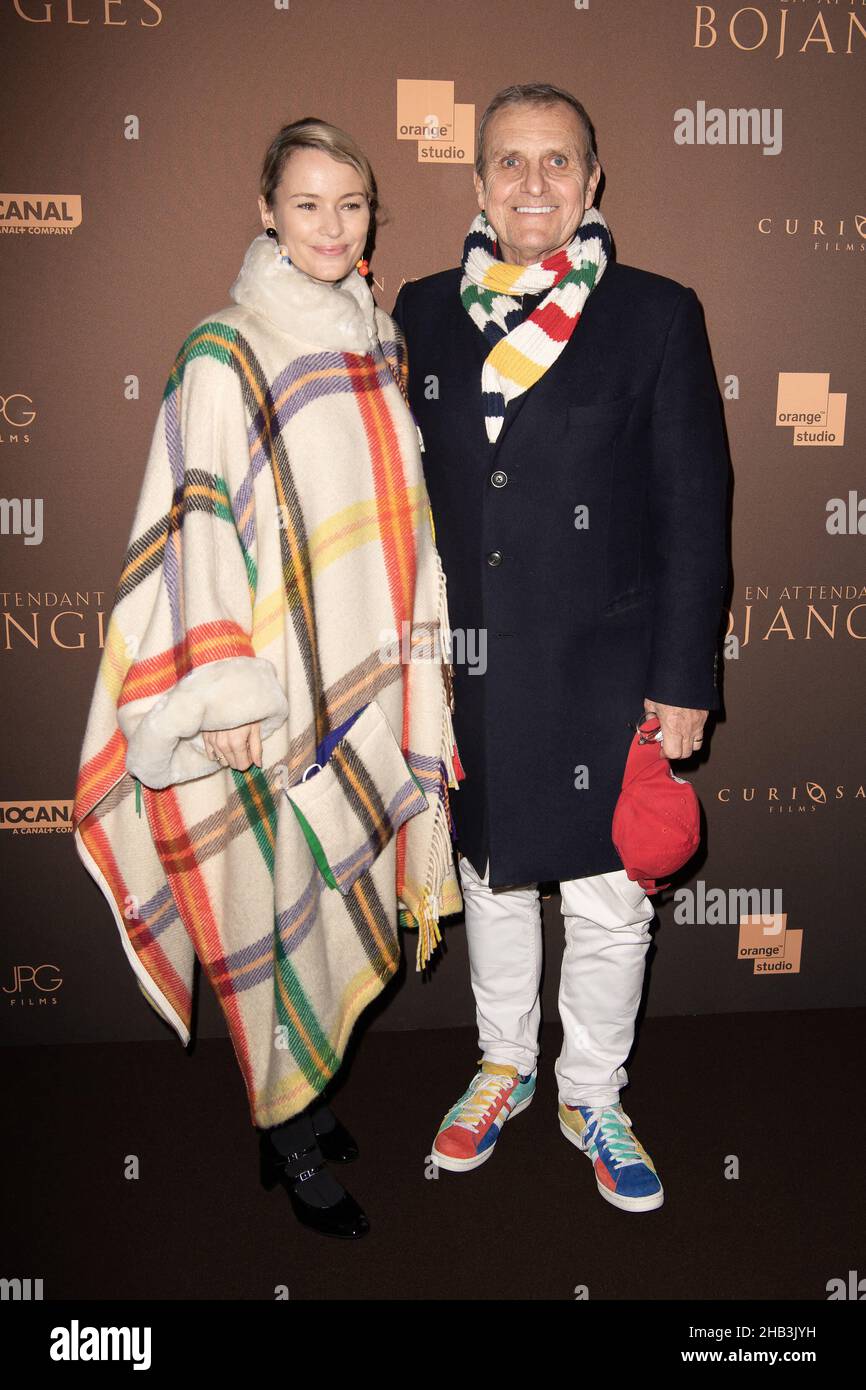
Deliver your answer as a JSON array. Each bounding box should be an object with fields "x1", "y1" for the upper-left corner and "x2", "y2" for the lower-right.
[
  {"x1": 2, "y1": 964, "x2": 63, "y2": 1007},
  {"x1": 0, "y1": 195, "x2": 83, "y2": 237},
  {"x1": 738, "y1": 913, "x2": 803, "y2": 975},
  {"x1": 776, "y1": 373, "x2": 846, "y2": 447},
  {"x1": 0, "y1": 800, "x2": 73, "y2": 834},
  {"x1": 396, "y1": 80, "x2": 474, "y2": 165},
  {"x1": 1, "y1": 392, "x2": 35, "y2": 445}
]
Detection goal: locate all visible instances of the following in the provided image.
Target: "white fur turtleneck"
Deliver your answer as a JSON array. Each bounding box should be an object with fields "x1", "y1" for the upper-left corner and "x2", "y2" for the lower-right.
[{"x1": 228, "y1": 232, "x2": 379, "y2": 353}]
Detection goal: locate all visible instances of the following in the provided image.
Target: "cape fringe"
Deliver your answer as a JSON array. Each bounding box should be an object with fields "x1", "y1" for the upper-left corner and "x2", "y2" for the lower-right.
[{"x1": 400, "y1": 541, "x2": 462, "y2": 970}]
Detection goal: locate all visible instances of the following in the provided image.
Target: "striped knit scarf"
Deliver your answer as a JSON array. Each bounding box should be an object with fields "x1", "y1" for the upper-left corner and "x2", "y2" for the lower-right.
[{"x1": 460, "y1": 205, "x2": 612, "y2": 442}]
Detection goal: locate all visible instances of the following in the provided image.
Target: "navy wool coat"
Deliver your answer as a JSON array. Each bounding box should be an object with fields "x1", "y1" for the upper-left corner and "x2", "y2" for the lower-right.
[{"x1": 391, "y1": 259, "x2": 729, "y2": 889}]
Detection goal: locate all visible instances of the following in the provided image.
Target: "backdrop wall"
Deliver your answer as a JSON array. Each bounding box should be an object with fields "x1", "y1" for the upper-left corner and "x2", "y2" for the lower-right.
[{"x1": 2, "y1": 0, "x2": 863, "y2": 1049}]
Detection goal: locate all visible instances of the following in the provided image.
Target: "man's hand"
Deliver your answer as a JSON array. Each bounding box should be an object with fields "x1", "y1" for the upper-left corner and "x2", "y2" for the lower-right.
[
  {"x1": 202, "y1": 721, "x2": 263, "y2": 771},
  {"x1": 643, "y1": 699, "x2": 707, "y2": 760}
]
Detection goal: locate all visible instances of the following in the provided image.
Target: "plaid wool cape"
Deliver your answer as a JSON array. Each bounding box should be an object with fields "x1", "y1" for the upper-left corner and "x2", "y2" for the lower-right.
[{"x1": 72, "y1": 233, "x2": 462, "y2": 1129}]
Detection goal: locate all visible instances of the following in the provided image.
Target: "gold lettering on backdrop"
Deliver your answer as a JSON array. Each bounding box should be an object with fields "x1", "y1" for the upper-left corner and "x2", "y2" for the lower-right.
[
  {"x1": 3, "y1": 613, "x2": 38, "y2": 649},
  {"x1": 725, "y1": 587, "x2": 866, "y2": 646},
  {"x1": 694, "y1": 5, "x2": 717, "y2": 47},
  {"x1": 805, "y1": 606, "x2": 836, "y2": 641},
  {"x1": 730, "y1": 7, "x2": 769, "y2": 53},
  {"x1": 850, "y1": 14, "x2": 866, "y2": 55},
  {"x1": 847, "y1": 604, "x2": 866, "y2": 639},
  {"x1": 12, "y1": 0, "x2": 163, "y2": 23},
  {"x1": 1, "y1": 592, "x2": 105, "y2": 649},
  {"x1": 763, "y1": 606, "x2": 795, "y2": 640},
  {"x1": 50, "y1": 611, "x2": 86, "y2": 649},
  {"x1": 693, "y1": 4, "x2": 865, "y2": 58},
  {"x1": 801, "y1": 13, "x2": 833, "y2": 55},
  {"x1": 13, "y1": 1, "x2": 51, "y2": 20}
]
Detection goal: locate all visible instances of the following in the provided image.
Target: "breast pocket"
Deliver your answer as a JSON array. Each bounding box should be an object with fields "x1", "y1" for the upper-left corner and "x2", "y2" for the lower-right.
[
  {"x1": 283, "y1": 700, "x2": 428, "y2": 894},
  {"x1": 568, "y1": 394, "x2": 639, "y2": 437}
]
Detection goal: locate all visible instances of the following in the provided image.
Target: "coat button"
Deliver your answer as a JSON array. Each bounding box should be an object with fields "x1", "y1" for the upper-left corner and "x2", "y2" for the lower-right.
[
  {"x1": 487, "y1": 550, "x2": 503, "y2": 567},
  {"x1": 491, "y1": 470, "x2": 508, "y2": 488}
]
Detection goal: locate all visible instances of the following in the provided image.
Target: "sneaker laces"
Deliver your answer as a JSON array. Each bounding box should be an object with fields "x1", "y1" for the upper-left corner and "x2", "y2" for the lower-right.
[
  {"x1": 450, "y1": 1070, "x2": 516, "y2": 1133},
  {"x1": 579, "y1": 1105, "x2": 645, "y2": 1169}
]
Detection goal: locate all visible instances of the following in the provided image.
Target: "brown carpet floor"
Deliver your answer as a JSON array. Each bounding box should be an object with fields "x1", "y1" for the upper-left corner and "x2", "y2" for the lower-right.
[{"x1": 4, "y1": 1009, "x2": 864, "y2": 1301}]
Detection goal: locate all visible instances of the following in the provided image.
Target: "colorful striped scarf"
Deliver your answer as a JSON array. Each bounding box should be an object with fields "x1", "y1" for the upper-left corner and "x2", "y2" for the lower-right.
[{"x1": 460, "y1": 205, "x2": 612, "y2": 442}]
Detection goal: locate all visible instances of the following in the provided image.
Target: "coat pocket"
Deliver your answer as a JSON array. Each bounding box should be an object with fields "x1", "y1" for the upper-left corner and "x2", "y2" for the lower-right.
[
  {"x1": 283, "y1": 700, "x2": 428, "y2": 894},
  {"x1": 568, "y1": 394, "x2": 639, "y2": 438}
]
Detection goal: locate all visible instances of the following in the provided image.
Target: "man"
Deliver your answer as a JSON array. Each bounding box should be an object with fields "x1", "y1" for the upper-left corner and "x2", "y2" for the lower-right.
[{"x1": 391, "y1": 84, "x2": 728, "y2": 1212}]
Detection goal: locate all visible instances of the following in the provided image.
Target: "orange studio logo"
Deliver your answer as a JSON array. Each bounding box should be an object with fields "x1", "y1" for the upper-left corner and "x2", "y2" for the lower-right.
[
  {"x1": 0, "y1": 195, "x2": 82, "y2": 236},
  {"x1": 738, "y1": 913, "x2": 802, "y2": 975},
  {"x1": 397, "y1": 80, "x2": 475, "y2": 165},
  {"x1": 775, "y1": 372, "x2": 846, "y2": 446}
]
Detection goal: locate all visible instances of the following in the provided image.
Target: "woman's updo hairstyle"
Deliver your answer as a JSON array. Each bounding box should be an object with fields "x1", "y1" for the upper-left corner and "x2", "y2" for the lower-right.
[{"x1": 260, "y1": 116, "x2": 379, "y2": 229}]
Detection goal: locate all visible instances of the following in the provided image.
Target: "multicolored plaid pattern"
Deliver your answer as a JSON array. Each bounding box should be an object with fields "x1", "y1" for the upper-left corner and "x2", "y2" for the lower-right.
[{"x1": 73, "y1": 264, "x2": 461, "y2": 1130}]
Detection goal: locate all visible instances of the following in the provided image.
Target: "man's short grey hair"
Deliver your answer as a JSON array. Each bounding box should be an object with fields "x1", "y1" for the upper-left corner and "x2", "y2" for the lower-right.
[{"x1": 475, "y1": 83, "x2": 598, "y2": 181}]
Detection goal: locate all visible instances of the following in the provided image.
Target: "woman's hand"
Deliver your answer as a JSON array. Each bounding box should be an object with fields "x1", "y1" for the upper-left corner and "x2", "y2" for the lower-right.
[{"x1": 202, "y1": 722, "x2": 263, "y2": 771}]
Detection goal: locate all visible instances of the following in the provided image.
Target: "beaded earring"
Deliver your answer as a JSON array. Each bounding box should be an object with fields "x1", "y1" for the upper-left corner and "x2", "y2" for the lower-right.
[
  {"x1": 265, "y1": 225, "x2": 292, "y2": 266},
  {"x1": 355, "y1": 258, "x2": 369, "y2": 277}
]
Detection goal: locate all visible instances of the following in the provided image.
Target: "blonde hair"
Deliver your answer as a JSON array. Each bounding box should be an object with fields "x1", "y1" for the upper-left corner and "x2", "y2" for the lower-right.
[{"x1": 260, "y1": 117, "x2": 379, "y2": 227}]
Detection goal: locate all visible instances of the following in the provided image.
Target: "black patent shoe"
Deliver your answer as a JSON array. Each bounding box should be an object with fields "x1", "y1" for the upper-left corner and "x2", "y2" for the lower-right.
[
  {"x1": 258, "y1": 1129, "x2": 369, "y2": 1240},
  {"x1": 312, "y1": 1109, "x2": 359, "y2": 1164}
]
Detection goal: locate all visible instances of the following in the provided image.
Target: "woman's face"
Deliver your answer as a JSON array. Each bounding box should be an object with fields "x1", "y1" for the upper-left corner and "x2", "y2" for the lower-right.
[{"x1": 258, "y1": 148, "x2": 371, "y2": 283}]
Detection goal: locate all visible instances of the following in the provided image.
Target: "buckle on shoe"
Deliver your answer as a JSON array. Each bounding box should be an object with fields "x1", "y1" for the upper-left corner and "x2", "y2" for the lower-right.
[{"x1": 293, "y1": 1163, "x2": 326, "y2": 1184}]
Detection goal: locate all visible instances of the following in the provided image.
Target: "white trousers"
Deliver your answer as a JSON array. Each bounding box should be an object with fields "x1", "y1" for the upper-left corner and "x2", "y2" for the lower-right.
[{"x1": 459, "y1": 854, "x2": 655, "y2": 1108}]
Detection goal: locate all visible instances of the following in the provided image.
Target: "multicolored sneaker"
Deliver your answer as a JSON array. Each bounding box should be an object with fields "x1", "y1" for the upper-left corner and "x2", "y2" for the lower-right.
[
  {"x1": 431, "y1": 1061, "x2": 536, "y2": 1172},
  {"x1": 558, "y1": 1101, "x2": 664, "y2": 1211}
]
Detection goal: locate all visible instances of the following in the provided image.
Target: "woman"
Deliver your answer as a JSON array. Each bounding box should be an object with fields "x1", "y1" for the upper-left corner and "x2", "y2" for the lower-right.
[{"x1": 72, "y1": 118, "x2": 462, "y2": 1240}]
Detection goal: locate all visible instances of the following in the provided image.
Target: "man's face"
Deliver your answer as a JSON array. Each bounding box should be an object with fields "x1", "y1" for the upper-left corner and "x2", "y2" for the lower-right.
[{"x1": 473, "y1": 102, "x2": 602, "y2": 267}]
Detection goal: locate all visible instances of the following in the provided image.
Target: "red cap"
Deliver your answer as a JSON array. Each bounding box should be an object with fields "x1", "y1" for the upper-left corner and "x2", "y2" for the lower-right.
[{"x1": 612, "y1": 714, "x2": 701, "y2": 894}]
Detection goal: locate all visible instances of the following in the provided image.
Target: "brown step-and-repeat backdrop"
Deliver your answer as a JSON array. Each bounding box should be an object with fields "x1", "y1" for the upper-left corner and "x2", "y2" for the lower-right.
[{"x1": 2, "y1": 1, "x2": 863, "y2": 1049}]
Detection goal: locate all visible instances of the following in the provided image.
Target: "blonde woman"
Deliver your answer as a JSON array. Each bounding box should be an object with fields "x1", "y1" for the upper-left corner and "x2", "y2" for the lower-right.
[{"x1": 73, "y1": 118, "x2": 462, "y2": 1240}]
